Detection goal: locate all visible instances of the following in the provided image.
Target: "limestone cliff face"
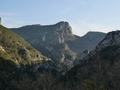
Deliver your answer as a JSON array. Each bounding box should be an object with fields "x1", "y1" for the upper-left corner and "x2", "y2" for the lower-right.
[
  {"x1": 40, "y1": 21, "x2": 75, "y2": 44},
  {"x1": 11, "y1": 21, "x2": 75, "y2": 45},
  {"x1": 53, "y1": 21, "x2": 75, "y2": 42}
]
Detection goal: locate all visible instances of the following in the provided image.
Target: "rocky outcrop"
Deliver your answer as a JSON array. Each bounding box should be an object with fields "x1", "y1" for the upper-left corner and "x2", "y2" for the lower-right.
[
  {"x1": 0, "y1": 45, "x2": 5, "y2": 52},
  {"x1": 81, "y1": 30, "x2": 120, "y2": 61},
  {"x1": 96, "y1": 30, "x2": 120, "y2": 50}
]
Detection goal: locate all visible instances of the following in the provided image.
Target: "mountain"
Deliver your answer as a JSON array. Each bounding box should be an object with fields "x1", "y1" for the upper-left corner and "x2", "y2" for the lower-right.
[
  {"x1": 11, "y1": 21, "x2": 76, "y2": 72},
  {"x1": 62, "y1": 30, "x2": 120, "y2": 90},
  {"x1": 96, "y1": 30, "x2": 120, "y2": 50},
  {"x1": 11, "y1": 21, "x2": 105, "y2": 72},
  {"x1": 67, "y1": 31, "x2": 105, "y2": 55},
  {"x1": 0, "y1": 25, "x2": 57, "y2": 90}
]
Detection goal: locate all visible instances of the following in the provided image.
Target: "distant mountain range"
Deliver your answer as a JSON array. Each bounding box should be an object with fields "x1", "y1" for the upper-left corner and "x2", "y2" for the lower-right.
[{"x1": 11, "y1": 21, "x2": 105, "y2": 72}]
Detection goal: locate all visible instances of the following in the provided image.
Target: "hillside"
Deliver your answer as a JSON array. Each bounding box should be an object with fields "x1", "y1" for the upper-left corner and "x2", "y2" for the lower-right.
[
  {"x1": 62, "y1": 30, "x2": 120, "y2": 90},
  {"x1": 0, "y1": 25, "x2": 51, "y2": 64},
  {"x1": 0, "y1": 25, "x2": 57, "y2": 90},
  {"x1": 67, "y1": 31, "x2": 105, "y2": 54}
]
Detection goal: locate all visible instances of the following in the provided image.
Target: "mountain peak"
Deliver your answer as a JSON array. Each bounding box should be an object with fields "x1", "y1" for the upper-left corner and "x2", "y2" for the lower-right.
[
  {"x1": 84, "y1": 31, "x2": 105, "y2": 36},
  {"x1": 55, "y1": 21, "x2": 69, "y2": 26},
  {"x1": 107, "y1": 30, "x2": 120, "y2": 36},
  {"x1": 96, "y1": 30, "x2": 120, "y2": 50}
]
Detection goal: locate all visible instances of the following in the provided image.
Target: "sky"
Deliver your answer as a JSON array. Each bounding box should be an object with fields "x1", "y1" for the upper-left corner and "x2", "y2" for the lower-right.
[{"x1": 0, "y1": 0, "x2": 120, "y2": 36}]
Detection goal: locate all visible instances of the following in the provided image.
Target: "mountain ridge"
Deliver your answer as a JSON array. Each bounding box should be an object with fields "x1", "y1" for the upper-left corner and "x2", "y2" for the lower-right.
[{"x1": 62, "y1": 30, "x2": 120, "y2": 89}]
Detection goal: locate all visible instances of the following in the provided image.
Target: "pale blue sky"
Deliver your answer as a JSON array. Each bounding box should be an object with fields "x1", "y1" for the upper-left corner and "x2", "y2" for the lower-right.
[{"x1": 1, "y1": 0, "x2": 120, "y2": 36}]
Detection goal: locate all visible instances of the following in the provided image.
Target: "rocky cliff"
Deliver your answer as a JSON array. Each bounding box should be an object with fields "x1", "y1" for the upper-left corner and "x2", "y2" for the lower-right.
[{"x1": 96, "y1": 30, "x2": 120, "y2": 50}]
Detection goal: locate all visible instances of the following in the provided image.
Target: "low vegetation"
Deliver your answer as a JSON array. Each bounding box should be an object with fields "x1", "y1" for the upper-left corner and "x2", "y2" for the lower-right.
[{"x1": 0, "y1": 25, "x2": 49, "y2": 65}]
